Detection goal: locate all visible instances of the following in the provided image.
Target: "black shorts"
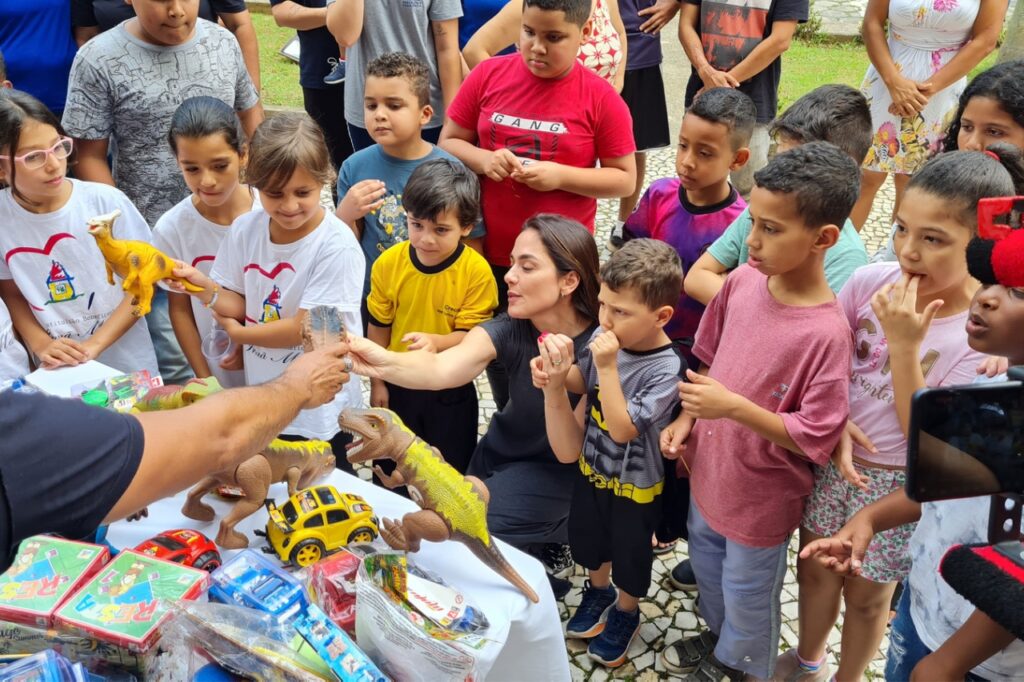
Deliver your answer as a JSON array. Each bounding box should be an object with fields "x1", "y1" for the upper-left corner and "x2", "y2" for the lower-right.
[
  {"x1": 568, "y1": 473, "x2": 662, "y2": 599},
  {"x1": 621, "y1": 65, "x2": 671, "y2": 153}
]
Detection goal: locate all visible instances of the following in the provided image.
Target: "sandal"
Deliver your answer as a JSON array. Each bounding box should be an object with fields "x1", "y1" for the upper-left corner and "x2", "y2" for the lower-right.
[
  {"x1": 653, "y1": 539, "x2": 678, "y2": 555},
  {"x1": 661, "y1": 629, "x2": 719, "y2": 674}
]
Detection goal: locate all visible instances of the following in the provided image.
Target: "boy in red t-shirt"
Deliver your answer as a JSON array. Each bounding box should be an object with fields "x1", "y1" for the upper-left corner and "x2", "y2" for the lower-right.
[
  {"x1": 657, "y1": 142, "x2": 857, "y2": 680},
  {"x1": 440, "y1": 0, "x2": 636, "y2": 290}
]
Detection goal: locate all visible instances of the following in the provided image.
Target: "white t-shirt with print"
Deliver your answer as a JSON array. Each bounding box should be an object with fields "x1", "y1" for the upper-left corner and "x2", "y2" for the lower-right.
[
  {"x1": 210, "y1": 209, "x2": 364, "y2": 439},
  {"x1": 908, "y1": 373, "x2": 1024, "y2": 680},
  {"x1": 0, "y1": 180, "x2": 158, "y2": 375},
  {"x1": 0, "y1": 296, "x2": 30, "y2": 382},
  {"x1": 152, "y1": 192, "x2": 261, "y2": 388}
]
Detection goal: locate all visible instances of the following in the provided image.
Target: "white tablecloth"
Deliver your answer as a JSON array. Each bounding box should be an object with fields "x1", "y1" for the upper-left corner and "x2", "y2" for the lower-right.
[{"x1": 106, "y1": 471, "x2": 570, "y2": 681}]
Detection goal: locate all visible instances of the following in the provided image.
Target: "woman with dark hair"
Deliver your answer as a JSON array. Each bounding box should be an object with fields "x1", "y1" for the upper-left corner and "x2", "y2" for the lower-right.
[
  {"x1": 348, "y1": 214, "x2": 600, "y2": 595},
  {"x1": 940, "y1": 58, "x2": 1024, "y2": 153}
]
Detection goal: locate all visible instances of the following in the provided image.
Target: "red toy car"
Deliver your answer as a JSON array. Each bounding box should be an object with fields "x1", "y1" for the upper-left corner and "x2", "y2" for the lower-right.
[{"x1": 134, "y1": 529, "x2": 222, "y2": 572}]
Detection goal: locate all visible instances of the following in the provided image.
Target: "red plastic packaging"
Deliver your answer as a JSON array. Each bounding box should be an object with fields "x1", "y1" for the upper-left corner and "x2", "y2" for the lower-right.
[{"x1": 306, "y1": 549, "x2": 360, "y2": 634}]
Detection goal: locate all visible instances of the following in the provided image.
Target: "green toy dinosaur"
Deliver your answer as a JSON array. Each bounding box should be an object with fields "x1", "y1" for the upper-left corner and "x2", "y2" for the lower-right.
[
  {"x1": 339, "y1": 407, "x2": 540, "y2": 603},
  {"x1": 132, "y1": 376, "x2": 224, "y2": 412}
]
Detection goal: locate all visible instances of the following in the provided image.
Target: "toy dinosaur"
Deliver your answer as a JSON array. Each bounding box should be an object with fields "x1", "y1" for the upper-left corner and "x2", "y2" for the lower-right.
[
  {"x1": 182, "y1": 438, "x2": 336, "y2": 549},
  {"x1": 86, "y1": 209, "x2": 205, "y2": 317},
  {"x1": 340, "y1": 408, "x2": 540, "y2": 603},
  {"x1": 132, "y1": 376, "x2": 224, "y2": 412}
]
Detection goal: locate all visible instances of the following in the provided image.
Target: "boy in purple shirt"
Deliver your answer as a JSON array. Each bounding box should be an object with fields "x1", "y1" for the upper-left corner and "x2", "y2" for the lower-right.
[
  {"x1": 658, "y1": 142, "x2": 857, "y2": 680},
  {"x1": 623, "y1": 87, "x2": 754, "y2": 368}
]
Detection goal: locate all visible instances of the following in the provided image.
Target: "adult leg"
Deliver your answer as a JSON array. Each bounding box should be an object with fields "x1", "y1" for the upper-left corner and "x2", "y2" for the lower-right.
[
  {"x1": 849, "y1": 169, "x2": 888, "y2": 231},
  {"x1": 303, "y1": 86, "x2": 354, "y2": 173},
  {"x1": 347, "y1": 123, "x2": 376, "y2": 153},
  {"x1": 730, "y1": 122, "x2": 770, "y2": 198},
  {"x1": 836, "y1": 575, "x2": 898, "y2": 681}
]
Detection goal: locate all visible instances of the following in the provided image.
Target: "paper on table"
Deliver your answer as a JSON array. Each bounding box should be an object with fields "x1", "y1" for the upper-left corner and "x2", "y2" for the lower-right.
[{"x1": 25, "y1": 360, "x2": 121, "y2": 397}]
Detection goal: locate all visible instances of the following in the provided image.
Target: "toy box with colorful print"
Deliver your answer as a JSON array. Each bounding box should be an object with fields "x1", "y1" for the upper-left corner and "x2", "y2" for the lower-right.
[
  {"x1": 0, "y1": 536, "x2": 109, "y2": 628},
  {"x1": 0, "y1": 649, "x2": 91, "y2": 682},
  {"x1": 53, "y1": 549, "x2": 208, "y2": 652},
  {"x1": 295, "y1": 604, "x2": 387, "y2": 682},
  {"x1": 306, "y1": 549, "x2": 360, "y2": 634},
  {"x1": 208, "y1": 549, "x2": 309, "y2": 626},
  {"x1": 0, "y1": 621, "x2": 149, "y2": 676}
]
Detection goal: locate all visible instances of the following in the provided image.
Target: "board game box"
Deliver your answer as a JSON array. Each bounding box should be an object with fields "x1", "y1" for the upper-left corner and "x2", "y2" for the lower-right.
[{"x1": 0, "y1": 536, "x2": 109, "y2": 628}]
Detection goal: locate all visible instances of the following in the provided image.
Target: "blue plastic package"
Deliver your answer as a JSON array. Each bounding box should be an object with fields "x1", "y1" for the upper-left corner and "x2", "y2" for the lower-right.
[
  {"x1": 0, "y1": 650, "x2": 89, "y2": 682},
  {"x1": 294, "y1": 604, "x2": 388, "y2": 682},
  {"x1": 208, "y1": 549, "x2": 309, "y2": 626}
]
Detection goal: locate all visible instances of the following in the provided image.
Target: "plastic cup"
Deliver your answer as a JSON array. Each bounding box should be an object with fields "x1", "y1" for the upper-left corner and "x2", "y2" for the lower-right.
[{"x1": 201, "y1": 327, "x2": 235, "y2": 364}]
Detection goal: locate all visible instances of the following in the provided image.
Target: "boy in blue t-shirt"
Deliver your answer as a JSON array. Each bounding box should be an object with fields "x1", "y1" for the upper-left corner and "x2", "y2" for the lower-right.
[
  {"x1": 685, "y1": 84, "x2": 872, "y2": 305},
  {"x1": 532, "y1": 239, "x2": 687, "y2": 668},
  {"x1": 335, "y1": 52, "x2": 484, "y2": 298}
]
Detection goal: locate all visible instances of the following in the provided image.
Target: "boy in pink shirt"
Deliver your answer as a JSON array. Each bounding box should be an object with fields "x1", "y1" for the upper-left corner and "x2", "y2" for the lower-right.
[{"x1": 658, "y1": 142, "x2": 857, "y2": 680}]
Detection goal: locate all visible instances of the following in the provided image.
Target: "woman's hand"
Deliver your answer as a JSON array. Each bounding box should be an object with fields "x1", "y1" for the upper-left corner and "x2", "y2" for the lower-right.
[
  {"x1": 537, "y1": 333, "x2": 574, "y2": 389},
  {"x1": 872, "y1": 273, "x2": 942, "y2": 352},
  {"x1": 637, "y1": 0, "x2": 680, "y2": 34},
  {"x1": 885, "y1": 74, "x2": 929, "y2": 117},
  {"x1": 832, "y1": 420, "x2": 876, "y2": 492},
  {"x1": 345, "y1": 334, "x2": 393, "y2": 379}
]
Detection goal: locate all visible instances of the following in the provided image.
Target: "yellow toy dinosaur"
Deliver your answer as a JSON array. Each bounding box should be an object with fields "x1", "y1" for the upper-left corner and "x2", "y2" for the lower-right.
[{"x1": 86, "y1": 209, "x2": 204, "y2": 317}]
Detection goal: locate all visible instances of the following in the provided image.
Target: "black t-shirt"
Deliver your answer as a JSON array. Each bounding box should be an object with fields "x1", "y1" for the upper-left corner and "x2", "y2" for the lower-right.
[
  {"x1": 268, "y1": 0, "x2": 341, "y2": 90},
  {"x1": 0, "y1": 390, "x2": 145, "y2": 572},
  {"x1": 683, "y1": 0, "x2": 808, "y2": 123},
  {"x1": 71, "y1": 0, "x2": 247, "y2": 32}
]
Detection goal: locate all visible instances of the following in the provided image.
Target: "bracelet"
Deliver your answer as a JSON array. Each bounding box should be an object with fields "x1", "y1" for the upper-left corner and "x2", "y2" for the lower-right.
[{"x1": 203, "y1": 285, "x2": 220, "y2": 310}]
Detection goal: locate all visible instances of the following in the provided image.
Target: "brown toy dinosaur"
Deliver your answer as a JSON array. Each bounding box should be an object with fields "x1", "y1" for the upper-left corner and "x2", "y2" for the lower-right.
[
  {"x1": 182, "y1": 438, "x2": 336, "y2": 549},
  {"x1": 340, "y1": 408, "x2": 540, "y2": 603},
  {"x1": 86, "y1": 209, "x2": 204, "y2": 317}
]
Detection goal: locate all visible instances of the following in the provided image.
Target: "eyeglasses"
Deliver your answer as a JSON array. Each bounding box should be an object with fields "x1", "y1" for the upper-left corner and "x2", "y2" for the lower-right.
[{"x1": 0, "y1": 137, "x2": 74, "y2": 170}]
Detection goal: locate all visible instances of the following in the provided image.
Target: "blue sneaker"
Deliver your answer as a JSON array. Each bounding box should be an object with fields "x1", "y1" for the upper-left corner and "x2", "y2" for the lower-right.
[
  {"x1": 324, "y1": 58, "x2": 346, "y2": 85},
  {"x1": 565, "y1": 580, "x2": 616, "y2": 638},
  {"x1": 587, "y1": 605, "x2": 640, "y2": 668}
]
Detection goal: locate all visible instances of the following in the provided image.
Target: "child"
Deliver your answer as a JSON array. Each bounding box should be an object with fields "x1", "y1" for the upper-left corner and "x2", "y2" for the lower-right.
[
  {"x1": 366, "y1": 158, "x2": 497, "y2": 481},
  {"x1": 325, "y1": 0, "x2": 462, "y2": 150},
  {"x1": 0, "y1": 297, "x2": 29, "y2": 382},
  {"x1": 781, "y1": 147, "x2": 1022, "y2": 682},
  {"x1": 0, "y1": 89, "x2": 158, "y2": 376},
  {"x1": 152, "y1": 97, "x2": 260, "y2": 389},
  {"x1": 531, "y1": 238, "x2": 686, "y2": 667},
  {"x1": 658, "y1": 142, "x2": 858, "y2": 680},
  {"x1": 799, "y1": 213, "x2": 1024, "y2": 680},
  {"x1": 685, "y1": 84, "x2": 872, "y2": 306},
  {"x1": 440, "y1": 0, "x2": 636, "y2": 285},
  {"x1": 170, "y1": 113, "x2": 364, "y2": 468},
  {"x1": 336, "y1": 52, "x2": 484, "y2": 296},
  {"x1": 623, "y1": 86, "x2": 753, "y2": 368}
]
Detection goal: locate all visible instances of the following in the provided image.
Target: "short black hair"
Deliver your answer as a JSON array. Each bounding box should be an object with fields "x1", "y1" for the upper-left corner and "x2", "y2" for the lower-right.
[
  {"x1": 365, "y1": 52, "x2": 431, "y2": 107},
  {"x1": 522, "y1": 0, "x2": 590, "y2": 27},
  {"x1": 771, "y1": 84, "x2": 872, "y2": 164},
  {"x1": 753, "y1": 141, "x2": 861, "y2": 229},
  {"x1": 687, "y1": 88, "x2": 757, "y2": 150},
  {"x1": 402, "y1": 158, "x2": 480, "y2": 228}
]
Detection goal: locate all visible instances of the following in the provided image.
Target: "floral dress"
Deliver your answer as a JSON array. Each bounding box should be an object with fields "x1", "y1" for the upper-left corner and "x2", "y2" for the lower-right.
[
  {"x1": 861, "y1": 0, "x2": 980, "y2": 174},
  {"x1": 576, "y1": 0, "x2": 622, "y2": 86}
]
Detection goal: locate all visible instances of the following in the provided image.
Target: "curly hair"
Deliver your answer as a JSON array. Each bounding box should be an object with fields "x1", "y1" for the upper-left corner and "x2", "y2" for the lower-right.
[{"x1": 941, "y1": 60, "x2": 1024, "y2": 153}]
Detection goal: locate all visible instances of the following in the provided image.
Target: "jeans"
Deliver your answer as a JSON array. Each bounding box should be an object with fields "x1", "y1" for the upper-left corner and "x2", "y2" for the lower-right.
[{"x1": 347, "y1": 123, "x2": 442, "y2": 153}]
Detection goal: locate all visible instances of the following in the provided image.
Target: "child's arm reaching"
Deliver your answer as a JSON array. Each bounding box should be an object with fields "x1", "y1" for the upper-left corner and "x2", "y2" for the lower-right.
[
  {"x1": 218, "y1": 312, "x2": 304, "y2": 349},
  {"x1": 79, "y1": 292, "x2": 149, "y2": 362},
  {"x1": 168, "y1": 292, "x2": 212, "y2": 378},
  {"x1": 684, "y1": 251, "x2": 730, "y2": 306},
  {"x1": 367, "y1": 323, "x2": 391, "y2": 408},
  {"x1": 401, "y1": 330, "x2": 466, "y2": 353},
  {"x1": 168, "y1": 263, "x2": 246, "y2": 322}
]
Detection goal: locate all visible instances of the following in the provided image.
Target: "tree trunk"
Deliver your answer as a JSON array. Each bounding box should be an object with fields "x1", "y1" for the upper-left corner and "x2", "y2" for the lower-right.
[{"x1": 999, "y1": 1, "x2": 1024, "y2": 64}]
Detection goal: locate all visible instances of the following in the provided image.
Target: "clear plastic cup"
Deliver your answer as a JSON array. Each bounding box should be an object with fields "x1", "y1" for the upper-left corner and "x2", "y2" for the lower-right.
[{"x1": 201, "y1": 326, "x2": 235, "y2": 364}]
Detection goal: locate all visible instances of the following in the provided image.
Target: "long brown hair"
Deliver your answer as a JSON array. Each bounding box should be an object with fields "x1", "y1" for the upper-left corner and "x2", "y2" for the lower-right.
[{"x1": 522, "y1": 214, "x2": 599, "y2": 323}]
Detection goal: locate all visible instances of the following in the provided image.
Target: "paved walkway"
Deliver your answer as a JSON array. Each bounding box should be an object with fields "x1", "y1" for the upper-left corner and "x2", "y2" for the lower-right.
[{"x1": 816, "y1": 0, "x2": 1017, "y2": 38}]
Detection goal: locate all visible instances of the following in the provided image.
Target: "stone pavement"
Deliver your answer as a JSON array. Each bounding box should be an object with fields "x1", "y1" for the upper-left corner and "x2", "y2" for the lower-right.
[{"x1": 815, "y1": 0, "x2": 1017, "y2": 39}]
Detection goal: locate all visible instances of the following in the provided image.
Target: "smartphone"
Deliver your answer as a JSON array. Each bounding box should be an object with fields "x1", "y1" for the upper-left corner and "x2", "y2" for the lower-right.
[{"x1": 906, "y1": 381, "x2": 1024, "y2": 502}]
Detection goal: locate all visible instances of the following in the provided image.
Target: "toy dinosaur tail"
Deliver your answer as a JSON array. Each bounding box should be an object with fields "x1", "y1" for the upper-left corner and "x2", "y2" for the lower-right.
[
  {"x1": 459, "y1": 533, "x2": 540, "y2": 604},
  {"x1": 178, "y1": 279, "x2": 206, "y2": 293}
]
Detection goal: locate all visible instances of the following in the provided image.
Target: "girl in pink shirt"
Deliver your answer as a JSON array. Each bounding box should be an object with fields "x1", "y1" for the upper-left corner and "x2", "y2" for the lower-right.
[{"x1": 782, "y1": 146, "x2": 1024, "y2": 682}]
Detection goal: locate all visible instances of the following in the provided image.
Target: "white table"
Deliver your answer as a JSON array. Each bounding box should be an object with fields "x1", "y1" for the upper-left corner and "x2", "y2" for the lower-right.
[{"x1": 107, "y1": 471, "x2": 571, "y2": 681}]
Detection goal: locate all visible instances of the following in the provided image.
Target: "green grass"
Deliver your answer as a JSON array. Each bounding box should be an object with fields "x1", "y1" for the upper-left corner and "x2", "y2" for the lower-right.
[{"x1": 253, "y1": 13, "x2": 1002, "y2": 114}]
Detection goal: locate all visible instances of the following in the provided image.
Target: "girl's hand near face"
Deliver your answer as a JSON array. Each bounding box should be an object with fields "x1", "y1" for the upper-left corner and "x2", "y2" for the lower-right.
[{"x1": 872, "y1": 273, "x2": 943, "y2": 352}]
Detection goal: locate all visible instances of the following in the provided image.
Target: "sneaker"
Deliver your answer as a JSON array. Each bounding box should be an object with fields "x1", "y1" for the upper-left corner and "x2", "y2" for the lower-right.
[
  {"x1": 587, "y1": 604, "x2": 640, "y2": 667},
  {"x1": 324, "y1": 58, "x2": 346, "y2": 85},
  {"x1": 661, "y1": 629, "x2": 718, "y2": 674},
  {"x1": 541, "y1": 542, "x2": 574, "y2": 578},
  {"x1": 669, "y1": 558, "x2": 699, "y2": 591},
  {"x1": 608, "y1": 221, "x2": 625, "y2": 251},
  {"x1": 683, "y1": 653, "x2": 744, "y2": 681},
  {"x1": 565, "y1": 580, "x2": 617, "y2": 638},
  {"x1": 547, "y1": 573, "x2": 572, "y2": 601},
  {"x1": 772, "y1": 649, "x2": 831, "y2": 682}
]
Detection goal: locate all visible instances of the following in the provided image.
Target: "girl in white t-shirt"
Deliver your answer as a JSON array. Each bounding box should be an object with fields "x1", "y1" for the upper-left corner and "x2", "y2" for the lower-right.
[
  {"x1": 0, "y1": 90, "x2": 158, "y2": 375},
  {"x1": 153, "y1": 97, "x2": 260, "y2": 388},
  {"x1": 170, "y1": 113, "x2": 364, "y2": 470},
  {"x1": 781, "y1": 147, "x2": 1024, "y2": 682},
  {"x1": 0, "y1": 296, "x2": 30, "y2": 382}
]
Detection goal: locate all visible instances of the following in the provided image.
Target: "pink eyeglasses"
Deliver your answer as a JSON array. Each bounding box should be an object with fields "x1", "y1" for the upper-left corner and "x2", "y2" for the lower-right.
[{"x1": 0, "y1": 137, "x2": 74, "y2": 170}]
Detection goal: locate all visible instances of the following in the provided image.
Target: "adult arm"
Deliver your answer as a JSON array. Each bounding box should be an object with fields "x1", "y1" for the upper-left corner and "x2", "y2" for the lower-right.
[
  {"x1": 347, "y1": 325, "x2": 497, "y2": 389},
  {"x1": 106, "y1": 344, "x2": 350, "y2": 521},
  {"x1": 678, "y1": 3, "x2": 738, "y2": 89},
  {"x1": 326, "y1": 0, "x2": 365, "y2": 48},
  {"x1": 726, "y1": 19, "x2": 798, "y2": 84},
  {"x1": 168, "y1": 292, "x2": 212, "y2": 378},
  {"x1": 238, "y1": 104, "x2": 265, "y2": 140},
  {"x1": 543, "y1": 384, "x2": 587, "y2": 464},
  {"x1": 219, "y1": 10, "x2": 262, "y2": 92},
  {"x1": 270, "y1": 0, "x2": 329, "y2": 29},
  {"x1": 432, "y1": 19, "x2": 464, "y2": 111},
  {"x1": 862, "y1": 0, "x2": 928, "y2": 117},
  {"x1": 683, "y1": 251, "x2": 729, "y2": 305},
  {"x1": 638, "y1": 0, "x2": 680, "y2": 34},
  {"x1": 73, "y1": 139, "x2": 115, "y2": 186},
  {"x1": 918, "y1": 0, "x2": 1005, "y2": 94},
  {"x1": 463, "y1": 0, "x2": 520, "y2": 68}
]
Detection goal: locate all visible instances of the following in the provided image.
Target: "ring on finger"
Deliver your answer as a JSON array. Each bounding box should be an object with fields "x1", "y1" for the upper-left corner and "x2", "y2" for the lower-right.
[{"x1": 343, "y1": 356, "x2": 353, "y2": 373}]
